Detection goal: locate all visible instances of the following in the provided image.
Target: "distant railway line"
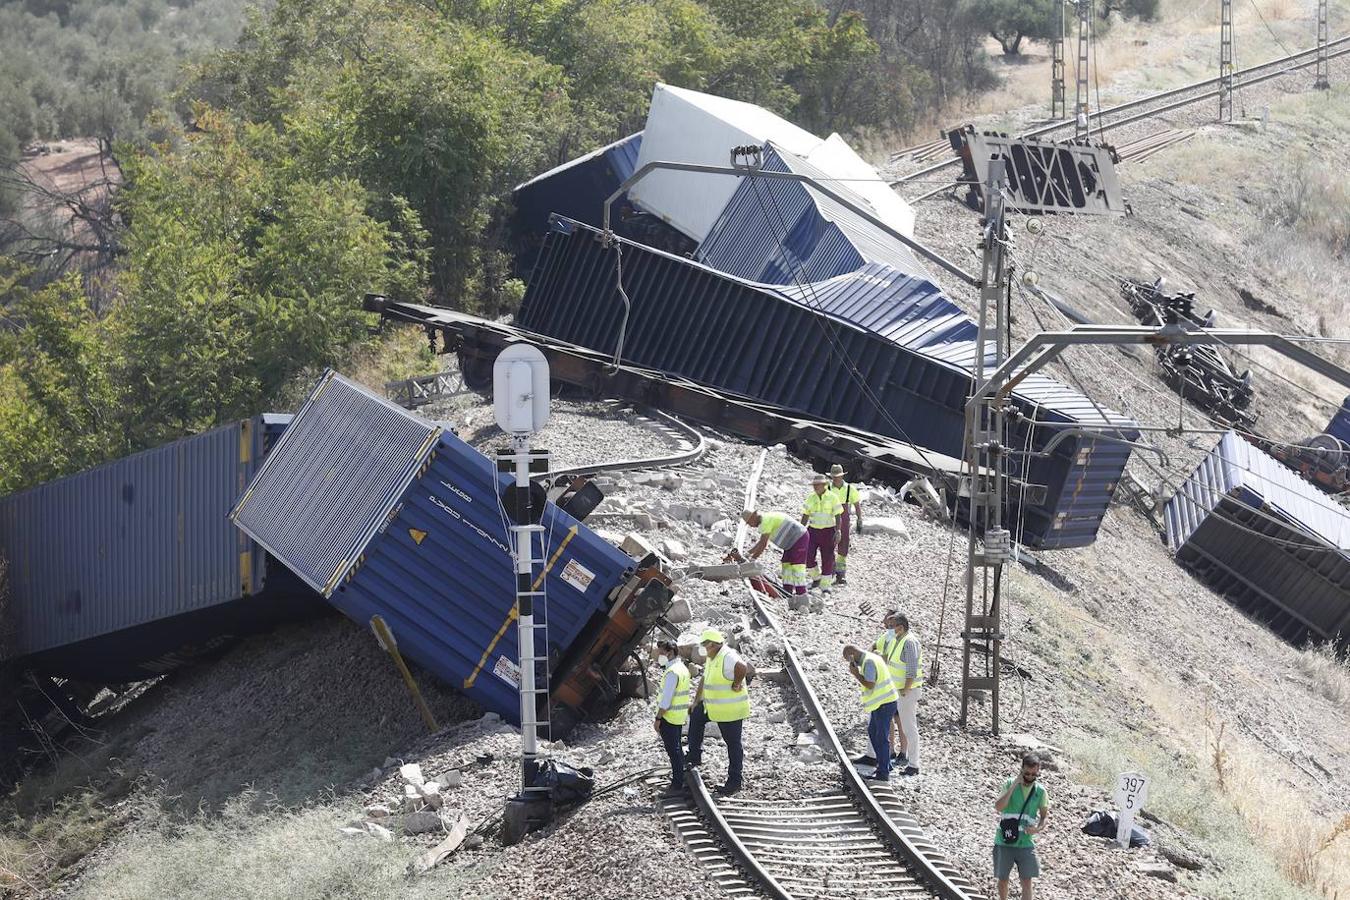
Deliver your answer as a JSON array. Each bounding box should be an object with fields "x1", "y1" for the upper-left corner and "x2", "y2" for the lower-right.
[
  {"x1": 660, "y1": 450, "x2": 983, "y2": 900},
  {"x1": 890, "y1": 34, "x2": 1350, "y2": 189}
]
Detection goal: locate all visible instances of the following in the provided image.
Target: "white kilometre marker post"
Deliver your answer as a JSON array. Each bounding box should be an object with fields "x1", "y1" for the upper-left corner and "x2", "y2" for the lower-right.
[
  {"x1": 493, "y1": 343, "x2": 551, "y2": 797},
  {"x1": 1113, "y1": 771, "x2": 1150, "y2": 849}
]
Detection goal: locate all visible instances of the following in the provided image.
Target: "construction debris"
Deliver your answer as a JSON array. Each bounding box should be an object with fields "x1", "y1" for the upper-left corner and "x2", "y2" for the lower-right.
[{"x1": 409, "y1": 812, "x2": 470, "y2": 875}]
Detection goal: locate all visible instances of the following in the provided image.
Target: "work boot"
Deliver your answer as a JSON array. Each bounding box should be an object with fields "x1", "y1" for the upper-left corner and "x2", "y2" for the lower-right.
[
  {"x1": 659, "y1": 783, "x2": 687, "y2": 800},
  {"x1": 714, "y1": 782, "x2": 742, "y2": 797},
  {"x1": 836, "y1": 574, "x2": 847, "y2": 586},
  {"x1": 901, "y1": 766, "x2": 920, "y2": 777}
]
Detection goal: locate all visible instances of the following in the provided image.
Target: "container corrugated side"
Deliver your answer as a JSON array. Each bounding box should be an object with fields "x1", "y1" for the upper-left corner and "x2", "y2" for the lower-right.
[
  {"x1": 0, "y1": 415, "x2": 319, "y2": 676},
  {"x1": 520, "y1": 218, "x2": 1136, "y2": 549},
  {"x1": 513, "y1": 132, "x2": 642, "y2": 243},
  {"x1": 1164, "y1": 431, "x2": 1350, "y2": 641},
  {"x1": 231, "y1": 372, "x2": 636, "y2": 721},
  {"x1": 1326, "y1": 395, "x2": 1350, "y2": 445},
  {"x1": 697, "y1": 145, "x2": 928, "y2": 284}
]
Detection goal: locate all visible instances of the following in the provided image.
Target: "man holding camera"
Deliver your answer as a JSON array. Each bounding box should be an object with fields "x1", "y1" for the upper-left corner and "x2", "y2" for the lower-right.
[{"x1": 994, "y1": 753, "x2": 1050, "y2": 900}]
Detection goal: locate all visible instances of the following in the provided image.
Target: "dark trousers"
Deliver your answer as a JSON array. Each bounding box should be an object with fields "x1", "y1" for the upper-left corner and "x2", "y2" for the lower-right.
[
  {"x1": 686, "y1": 703, "x2": 745, "y2": 788},
  {"x1": 869, "y1": 700, "x2": 897, "y2": 779},
  {"x1": 659, "y1": 719, "x2": 685, "y2": 788}
]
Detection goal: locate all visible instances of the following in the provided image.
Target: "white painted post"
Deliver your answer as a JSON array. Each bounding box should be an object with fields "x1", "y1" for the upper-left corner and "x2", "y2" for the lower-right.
[
  {"x1": 1113, "y1": 771, "x2": 1150, "y2": 849},
  {"x1": 494, "y1": 344, "x2": 551, "y2": 793}
]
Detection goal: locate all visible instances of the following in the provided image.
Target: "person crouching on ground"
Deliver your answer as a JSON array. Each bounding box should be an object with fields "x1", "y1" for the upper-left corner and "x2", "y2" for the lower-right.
[
  {"x1": 737, "y1": 509, "x2": 809, "y2": 595},
  {"x1": 994, "y1": 752, "x2": 1050, "y2": 900},
  {"x1": 842, "y1": 644, "x2": 898, "y2": 781},
  {"x1": 652, "y1": 638, "x2": 691, "y2": 799}
]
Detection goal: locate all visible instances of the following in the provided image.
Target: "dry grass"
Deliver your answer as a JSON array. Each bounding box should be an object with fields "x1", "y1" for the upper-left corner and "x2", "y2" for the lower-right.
[
  {"x1": 0, "y1": 739, "x2": 137, "y2": 897},
  {"x1": 1297, "y1": 642, "x2": 1350, "y2": 707},
  {"x1": 65, "y1": 792, "x2": 470, "y2": 900}
]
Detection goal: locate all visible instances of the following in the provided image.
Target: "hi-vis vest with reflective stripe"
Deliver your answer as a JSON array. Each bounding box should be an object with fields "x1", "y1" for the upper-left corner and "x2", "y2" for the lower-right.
[
  {"x1": 803, "y1": 490, "x2": 841, "y2": 528},
  {"x1": 759, "y1": 512, "x2": 806, "y2": 550},
  {"x1": 880, "y1": 632, "x2": 925, "y2": 689},
  {"x1": 661, "y1": 660, "x2": 692, "y2": 725},
  {"x1": 857, "y1": 650, "x2": 899, "y2": 712},
  {"x1": 703, "y1": 647, "x2": 750, "y2": 722},
  {"x1": 832, "y1": 483, "x2": 860, "y2": 507}
]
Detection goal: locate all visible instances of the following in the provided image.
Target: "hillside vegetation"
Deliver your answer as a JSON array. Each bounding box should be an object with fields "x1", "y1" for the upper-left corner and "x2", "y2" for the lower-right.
[{"x1": 1, "y1": 0, "x2": 1054, "y2": 497}]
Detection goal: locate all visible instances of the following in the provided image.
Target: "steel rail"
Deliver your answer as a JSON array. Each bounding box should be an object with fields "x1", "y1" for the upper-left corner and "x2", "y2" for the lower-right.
[
  {"x1": 542, "y1": 407, "x2": 707, "y2": 483},
  {"x1": 684, "y1": 767, "x2": 796, "y2": 900},
  {"x1": 892, "y1": 34, "x2": 1350, "y2": 185},
  {"x1": 737, "y1": 451, "x2": 982, "y2": 900},
  {"x1": 361, "y1": 297, "x2": 1046, "y2": 503}
]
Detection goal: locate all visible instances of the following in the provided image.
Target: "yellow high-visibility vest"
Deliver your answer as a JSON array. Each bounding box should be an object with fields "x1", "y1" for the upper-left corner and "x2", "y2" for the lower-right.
[
  {"x1": 702, "y1": 648, "x2": 750, "y2": 722},
  {"x1": 881, "y1": 632, "x2": 925, "y2": 689},
  {"x1": 803, "y1": 490, "x2": 841, "y2": 528},
  {"x1": 857, "y1": 650, "x2": 899, "y2": 712},
  {"x1": 661, "y1": 660, "x2": 692, "y2": 725}
]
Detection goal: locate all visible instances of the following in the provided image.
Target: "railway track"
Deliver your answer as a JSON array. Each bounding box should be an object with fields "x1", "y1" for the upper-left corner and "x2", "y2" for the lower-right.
[
  {"x1": 890, "y1": 34, "x2": 1350, "y2": 187},
  {"x1": 661, "y1": 450, "x2": 984, "y2": 900},
  {"x1": 544, "y1": 405, "x2": 708, "y2": 483},
  {"x1": 363, "y1": 297, "x2": 1039, "y2": 504}
]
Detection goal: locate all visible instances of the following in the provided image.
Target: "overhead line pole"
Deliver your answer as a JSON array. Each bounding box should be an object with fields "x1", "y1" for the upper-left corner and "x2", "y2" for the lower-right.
[
  {"x1": 1316, "y1": 0, "x2": 1331, "y2": 89},
  {"x1": 1075, "y1": 0, "x2": 1092, "y2": 138},
  {"x1": 1051, "y1": 2, "x2": 1068, "y2": 119},
  {"x1": 959, "y1": 161, "x2": 1013, "y2": 735},
  {"x1": 1220, "y1": 0, "x2": 1236, "y2": 121}
]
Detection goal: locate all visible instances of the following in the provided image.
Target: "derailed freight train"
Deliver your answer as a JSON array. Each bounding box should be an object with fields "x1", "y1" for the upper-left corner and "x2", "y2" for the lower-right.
[
  {"x1": 230, "y1": 371, "x2": 673, "y2": 733},
  {"x1": 518, "y1": 217, "x2": 1137, "y2": 550},
  {"x1": 0, "y1": 413, "x2": 323, "y2": 685}
]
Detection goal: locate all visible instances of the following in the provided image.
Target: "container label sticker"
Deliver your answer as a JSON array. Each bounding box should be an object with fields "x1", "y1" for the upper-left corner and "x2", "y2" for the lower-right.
[
  {"x1": 493, "y1": 654, "x2": 520, "y2": 688},
  {"x1": 561, "y1": 559, "x2": 595, "y2": 593}
]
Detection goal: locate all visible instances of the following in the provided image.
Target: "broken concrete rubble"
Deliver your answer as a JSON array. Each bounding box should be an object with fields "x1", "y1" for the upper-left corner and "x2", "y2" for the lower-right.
[{"x1": 402, "y1": 810, "x2": 445, "y2": 835}]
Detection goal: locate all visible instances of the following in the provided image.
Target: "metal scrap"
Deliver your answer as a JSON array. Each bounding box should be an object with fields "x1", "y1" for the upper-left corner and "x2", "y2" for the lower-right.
[{"x1": 1122, "y1": 277, "x2": 1256, "y2": 427}]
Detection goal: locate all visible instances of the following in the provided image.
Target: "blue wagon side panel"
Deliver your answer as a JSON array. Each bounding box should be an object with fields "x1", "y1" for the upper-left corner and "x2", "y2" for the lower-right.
[
  {"x1": 512, "y1": 132, "x2": 642, "y2": 244},
  {"x1": 0, "y1": 415, "x2": 321, "y2": 680},
  {"x1": 1326, "y1": 395, "x2": 1350, "y2": 445},
  {"x1": 519, "y1": 217, "x2": 1135, "y2": 549},
  {"x1": 231, "y1": 372, "x2": 635, "y2": 722},
  {"x1": 1164, "y1": 431, "x2": 1350, "y2": 642},
  {"x1": 697, "y1": 145, "x2": 928, "y2": 285}
]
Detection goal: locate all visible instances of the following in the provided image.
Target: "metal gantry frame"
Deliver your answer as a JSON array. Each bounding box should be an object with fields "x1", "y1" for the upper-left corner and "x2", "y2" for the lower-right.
[
  {"x1": 1075, "y1": 0, "x2": 1092, "y2": 138},
  {"x1": 958, "y1": 161, "x2": 1013, "y2": 732},
  {"x1": 959, "y1": 322, "x2": 1350, "y2": 734},
  {"x1": 1316, "y1": 0, "x2": 1332, "y2": 89},
  {"x1": 1220, "y1": 0, "x2": 1236, "y2": 121},
  {"x1": 1051, "y1": 2, "x2": 1068, "y2": 119}
]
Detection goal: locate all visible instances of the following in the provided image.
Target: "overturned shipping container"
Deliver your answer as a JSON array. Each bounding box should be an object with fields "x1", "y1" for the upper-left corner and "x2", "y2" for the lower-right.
[
  {"x1": 1165, "y1": 431, "x2": 1350, "y2": 644},
  {"x1": 231, "y1": 372, "x2": 670, "y2": 729},
  {"x1": 518, "y1": 216, "x2": 1135, "y2": 549},
  {"x1": 0, "y1": 415, "x2": 323, "y2": 682}
]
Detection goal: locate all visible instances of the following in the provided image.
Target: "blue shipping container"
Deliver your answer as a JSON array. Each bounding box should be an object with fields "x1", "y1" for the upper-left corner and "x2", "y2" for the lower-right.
[
  {"x1": 1165, "y1": 431, "x2": 1350, "y2": 642},
  {"x1": 513, "y1": 132, "x2": 642, "y2": 245},
  {"x1": 518, "y1": 217, "x2": 1135, "y2": 549},
  {"x1": 1326, "y1": 395, "x2": 1350, "y2": 446},
  {"x1": 698, "y1": 144, "x2": 930, "y2": 285},
  {"x1": 0, "y1": 414, "x2": 322, "y2": 682},
  {"x1": 231, "y1": 372, "x2": 637, "y2": 722}
]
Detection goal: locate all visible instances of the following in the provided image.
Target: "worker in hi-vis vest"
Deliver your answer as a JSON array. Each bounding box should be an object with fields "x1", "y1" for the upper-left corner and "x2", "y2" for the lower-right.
[
  {"x1": 737, "y1": 509, "x2": 809, "y2": 595},
  {"x1": 827, "y1": 464, "x2": 862, "y2": 586},
  {"x1": 653, "y1": 637, "x2": 692, "y2": 799},
  {"x1": 878, "y1": 611, "x2": 924, "y2": 777},
  {"x1": 800, "y1": 474, "x2": 842, "y2": 591},
  {"x1": 686, "y1": 629, "x2": 752, "y2": 796},
  {"x1": 844, "y1": 643, "x2": 900, "y2": 781}
]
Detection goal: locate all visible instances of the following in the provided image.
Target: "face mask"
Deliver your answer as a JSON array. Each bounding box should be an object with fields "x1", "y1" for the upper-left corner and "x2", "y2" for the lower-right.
[{"x1": 657, "y1": 655, "x2": 669, "y2": 666}]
